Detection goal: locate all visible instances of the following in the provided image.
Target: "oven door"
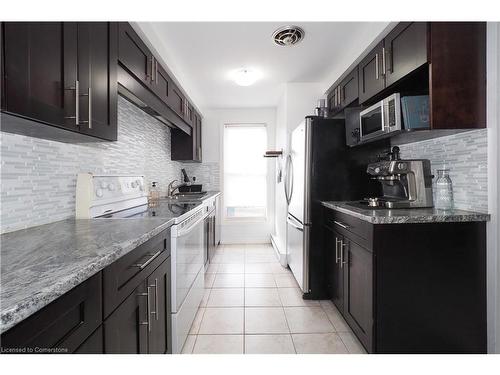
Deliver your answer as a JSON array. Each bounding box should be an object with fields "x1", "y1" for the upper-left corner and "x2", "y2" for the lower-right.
[
  {"x1": 171, "y1": 210, "x2": 206, "y2": 313},
  {"x1": 359, "y1": 101, "x2": 385, "y2": 142}
]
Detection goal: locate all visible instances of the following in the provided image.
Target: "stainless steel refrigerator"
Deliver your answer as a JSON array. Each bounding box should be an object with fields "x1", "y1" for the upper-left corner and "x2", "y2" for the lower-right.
[{"x1": 284, "y1": 116, "x2": 389, "y2": 297}]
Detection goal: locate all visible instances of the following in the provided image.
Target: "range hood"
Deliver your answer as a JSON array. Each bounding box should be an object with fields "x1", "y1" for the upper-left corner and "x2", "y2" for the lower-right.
[{"x1": 117, "y1": 65, "x2": 191, "y2": 136}]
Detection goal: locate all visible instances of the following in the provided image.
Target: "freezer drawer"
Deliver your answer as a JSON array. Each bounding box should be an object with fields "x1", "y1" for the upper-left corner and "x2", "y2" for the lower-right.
[{"x1": 286, "y1": 214, "x2": 309, "y2": 293}]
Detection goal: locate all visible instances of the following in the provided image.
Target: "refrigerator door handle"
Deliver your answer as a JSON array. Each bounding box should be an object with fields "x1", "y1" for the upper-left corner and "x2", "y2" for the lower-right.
[
  {"x1": 285, "y1": 154, "x2": 294, "y2": 205},
  {"x1": 287, "y1": 215, "x2": 303, "y2": 231},
  {"x1": 284, "y1": 154, "x2": 291, "y2": 204}
]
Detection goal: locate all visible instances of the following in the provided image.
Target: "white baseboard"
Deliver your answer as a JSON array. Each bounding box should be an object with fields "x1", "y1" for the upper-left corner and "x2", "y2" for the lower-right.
[{"x1": 271, "y1": 234, "x2": 287, "y2": 267}]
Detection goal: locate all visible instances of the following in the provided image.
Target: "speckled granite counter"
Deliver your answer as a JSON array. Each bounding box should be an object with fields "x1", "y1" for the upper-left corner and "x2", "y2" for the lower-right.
[
  {"x1": 322, "y1": 201, "x2": 490, "y2": 224},
  {"x1": 0, "y1": 218, "x2": 175, "y2": 334}
]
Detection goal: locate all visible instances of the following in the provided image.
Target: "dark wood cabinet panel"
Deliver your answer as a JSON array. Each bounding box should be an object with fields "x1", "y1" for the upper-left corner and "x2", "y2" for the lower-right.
[
  {"x1": 325, "y1": 226, "x2": 344, "y2": 312},
  {"x1": 2, "y1": 22, "x2": 74, "y2": 130},
  {"x1": 1, "y1": 22, "x2": 118, "y2": 141},
  {"x1": 340, "y1": 67, "x2": 359, "y2": 107},
  {"x1": 77, "y1": 22, "x2": 118, "y2": 141},
  {"x1": 103, "y1": 228, "x2": 170, "y2": 318},
  {"x1": 385, "y1": 22, "x2": 428, "y2": 87},
  {"x1": 171, "y1": 109, "x2": 202, "y2": 162},
  {"x1": 429, "y1": 22, "x2": 486, "y2": 129},
  {"x1": 358, "y1": 42, "x2": 385, "y2": 104},
  {"x1": 342, "y1": 239, "x2": 373, "y2": 352},
  {"x1": 168, "y1": 83, "x2": 186, "y2": 119},
  {"x1": 0, "y1": 272, "x2": 102, "y2": 353},
  {"x1": 147, "y1": 258, "x2": 172, "y2": 354},
  {"x1": 74, "y1": 326, "x2": 103, "y2": 354},
  {"x1": 104, "y1": 280, "x2": 149, "y2": 354},
  {"x1": 150, "y1": 61, "x2": 172, "y2": 106},
  {"x1": 118, "y1": 22, "x2": 151, "y2": 87}
]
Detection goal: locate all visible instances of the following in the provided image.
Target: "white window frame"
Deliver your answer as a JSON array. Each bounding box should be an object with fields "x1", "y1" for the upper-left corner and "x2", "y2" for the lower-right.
[{"x1": 221, "y1": 122, "x2": 268, "y2": 223}]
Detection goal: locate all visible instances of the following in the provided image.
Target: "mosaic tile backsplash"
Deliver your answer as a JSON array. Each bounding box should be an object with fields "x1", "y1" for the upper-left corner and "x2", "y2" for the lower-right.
[
  {"x1": 396, "y1": 129, "x2": 488, "y2": 213},
  {"x1": 1, "y1": 97, "x2": 219, "y2": 233}
]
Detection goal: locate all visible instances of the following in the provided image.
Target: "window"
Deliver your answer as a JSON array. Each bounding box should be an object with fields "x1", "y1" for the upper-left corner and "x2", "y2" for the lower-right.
[{"x1": 223, "y1": 123, "x2": 267, "y2": 220}]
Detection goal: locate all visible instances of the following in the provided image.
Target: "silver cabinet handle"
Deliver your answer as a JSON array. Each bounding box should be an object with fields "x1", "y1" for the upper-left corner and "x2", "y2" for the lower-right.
[
  {"x1": 137, "y1": 290, "x2": 150, "y2": 331},
  {"x1": 64, "y1": 80, "x2": 79, "y2": 126},
  {"x1": 79, "y1": 86, "x2": 92, "y2": 129},
  {"x1": 375, "y1": 53, "x2": 379, "y2": 80},
  {"x1": 149, "y1": 278, "x2": 159, "y2": 321},
  {"x1": 151, "y1": 57, "x2": 155, "y2": 83},
  {"x1": 132, "y1": 249, "x2": 163, "y2": 270},
  {"x1": 382, "y1": 47, "x2": 386, "y2": 75},
  {"x1": 333, "y1": 220, "x2": 350, "y2": 229},
  {"x1": 155, "y1": 59, "x2": 158, "y2": 84},
  {"x1": 340, "y1": 240, "x2": 348, "y2": 268},
  {"x1": 335, "y1": 237, "x2": 342, "y2": 264}
]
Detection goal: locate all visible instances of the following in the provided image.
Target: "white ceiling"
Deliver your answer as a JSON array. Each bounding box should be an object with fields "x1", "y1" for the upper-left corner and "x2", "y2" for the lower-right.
[{"x1": 136, "y1": 22, "x2": 391, "y2": 110}]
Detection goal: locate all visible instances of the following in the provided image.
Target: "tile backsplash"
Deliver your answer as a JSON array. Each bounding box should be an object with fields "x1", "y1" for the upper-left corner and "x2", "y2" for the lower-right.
[
  {"x1": 0, "y1": 96, "x2": 219, "y2": 233},
  {"x1": 396, "y1": 129, "x2": 488, "y2": 212}
]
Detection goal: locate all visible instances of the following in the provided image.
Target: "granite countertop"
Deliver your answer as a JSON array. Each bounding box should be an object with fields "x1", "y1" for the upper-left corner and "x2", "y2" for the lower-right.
[
  {"x1": 0, "y1": 191, "x2": 221, "y2": 334},
  {"x1": 322, "y1": 201, "x2": 490, "y2": 224}
]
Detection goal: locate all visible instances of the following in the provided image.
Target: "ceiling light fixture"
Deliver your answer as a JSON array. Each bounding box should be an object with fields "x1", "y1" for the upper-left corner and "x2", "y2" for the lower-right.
[{"x1": 232, "y1": 68, "x2": 261, "y2": 86}]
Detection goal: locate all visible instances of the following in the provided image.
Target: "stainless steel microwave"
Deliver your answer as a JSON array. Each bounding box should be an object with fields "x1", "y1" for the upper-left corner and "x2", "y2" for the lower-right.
[{"x1": 359, "y1": 93, "x2": 401, "y2": 143}]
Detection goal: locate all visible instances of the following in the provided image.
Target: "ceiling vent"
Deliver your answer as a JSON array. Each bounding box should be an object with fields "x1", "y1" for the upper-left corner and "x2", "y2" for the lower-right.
[{"x1": 272, "y1": 25, "x2": 305, "y2": 46}]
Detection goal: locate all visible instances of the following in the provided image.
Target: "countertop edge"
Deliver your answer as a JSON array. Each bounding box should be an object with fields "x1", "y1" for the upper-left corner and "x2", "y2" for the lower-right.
[{"x1": 321, "y1": 201, "x2": 491, "y2": 224}]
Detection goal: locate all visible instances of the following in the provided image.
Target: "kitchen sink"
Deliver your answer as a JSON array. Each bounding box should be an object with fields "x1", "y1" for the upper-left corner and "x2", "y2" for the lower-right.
[{"x1": 170, "y1": 192, "x2": 208, "y2": 200}]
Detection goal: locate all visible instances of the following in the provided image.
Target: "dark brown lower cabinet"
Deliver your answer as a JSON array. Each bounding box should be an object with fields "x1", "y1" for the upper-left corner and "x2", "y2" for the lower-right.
[
  {"x1": 104, "y1": 279, "x2": 149, "y2": 354},
  {"x1": 0, "y1": 273, "x2": 102, "y2": 354},
  {"x1": 342, "y1": 238, "x2": 373, "y2": 351},
  {"x1": 324, "y1": 208, "x2": 487, "y2": 354},
  {"x1": 0, "y1": 231, "x2": 172, "y2": 354},
  {"x1": 74, "y1": 326, "x2": 104, "y2": 354},
  {"x1": 325, "y1": 226, "x2": 373, "y2": 351},
  {"x1": 103, "y1": 258, "x2": 172, "y2": 354}
]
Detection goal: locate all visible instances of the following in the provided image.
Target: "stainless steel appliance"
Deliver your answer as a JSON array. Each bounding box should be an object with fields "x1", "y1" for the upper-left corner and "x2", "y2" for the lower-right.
[
  {"x1": 76, "y1": 173, "x2": 207, "y2": 353},
  {"x1": 365, "y1": 156, "x2": 434, "y2": 208},
  {"x1": 359, "y1": 93, "x2": 401, "y2": 143},
  {"x1": 285, "y1": 116, "x2": 387, "y2": 297}
]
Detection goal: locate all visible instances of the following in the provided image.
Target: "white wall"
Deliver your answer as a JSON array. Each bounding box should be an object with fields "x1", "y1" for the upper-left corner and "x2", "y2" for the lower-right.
[
  {"x1": 487, "y1": 22, "x2": 500, "y2": 354},
  {"x1": 272, "y1": 83, "x2": 325, "y2": 257},
  {"x1": 202, "y1": 107, "x2": 276, "y2": 244}
]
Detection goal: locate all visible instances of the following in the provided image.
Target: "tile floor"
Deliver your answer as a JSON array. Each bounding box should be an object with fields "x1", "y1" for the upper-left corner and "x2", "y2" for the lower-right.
[{"x1": 181, "y1": 243, "x2": 367, "y2": 354}]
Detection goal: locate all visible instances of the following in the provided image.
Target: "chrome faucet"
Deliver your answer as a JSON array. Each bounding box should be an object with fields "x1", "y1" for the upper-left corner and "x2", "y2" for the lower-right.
[{"x1": 167, "y1": 179, "x2": 187, "y2": 198}]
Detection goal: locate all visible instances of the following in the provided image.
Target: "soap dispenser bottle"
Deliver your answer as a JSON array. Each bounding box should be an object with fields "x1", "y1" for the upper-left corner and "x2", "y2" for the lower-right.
[{"x1": 149, "y1": 181, "x2": 160, "y2": 205}]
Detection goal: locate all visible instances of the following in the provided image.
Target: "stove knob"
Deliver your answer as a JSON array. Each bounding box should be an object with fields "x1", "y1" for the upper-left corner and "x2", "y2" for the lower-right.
[
  {"x1": 397, "y1": 163, "x2": 406, "y2": 170},
  {"x1": 131, "y1": 181, "x2": 137, "y2": 188},
  {"x1": 96, "y1": 188, "x2": 104, "y2": 198},
  {"x1": 374, "y1": 167, "x2": 380, "y2": 173},
  {"x1": 100, "y1": 181, "x2": 108, "y2": 189},
  {"x1": 108, "y1": 183, "x2": 116, "y2": 191}
]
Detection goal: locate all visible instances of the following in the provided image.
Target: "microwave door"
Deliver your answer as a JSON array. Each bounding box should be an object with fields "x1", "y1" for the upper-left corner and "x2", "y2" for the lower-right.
[{"x1": 360, "y1": 105, "x2": 384, "y2": 141}]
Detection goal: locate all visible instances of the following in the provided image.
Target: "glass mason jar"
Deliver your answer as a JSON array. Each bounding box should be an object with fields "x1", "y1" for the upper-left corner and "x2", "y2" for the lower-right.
[{"x1": 435, "y1": 169, "x2": 454, "y2": 210}]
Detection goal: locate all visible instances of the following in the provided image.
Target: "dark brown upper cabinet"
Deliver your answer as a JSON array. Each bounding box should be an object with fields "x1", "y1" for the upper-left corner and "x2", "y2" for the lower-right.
[
  {"x1": 2, "y1": 23, "x2": 69, "y2": 129},
  {"x1": 1, "y1": 22, "x2": 118, "y2": 141},
  {"x1": 384, "y1": 22, "x2": 427, "y2": 87},
  {"x1": 358, "y1": 42, "x2": 386, "y2": 104},
  {"x1": 429, "y1": 22, "x2": 486, "y2": 129},
  {"x1": 118, "y1": 22, "x2": 152, "y2": 87},
  {"x1": 171, "y1": 108, "x2": 202, "y2": 162}
]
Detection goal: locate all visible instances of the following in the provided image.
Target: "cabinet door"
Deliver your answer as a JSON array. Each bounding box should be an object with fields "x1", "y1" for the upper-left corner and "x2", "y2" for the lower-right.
[
  {"x1": 104, "y1": 280, "x2": 149, "y2": 354},
  {"x1": 77, "y1": 22, "x2": 118, "y2": 141},
  {"x1": 2, "y1": 22, "x2": 77, "y2": 130},
  {"x1": 168, "y1": 83, "x2": 185, "y2": 119},
  {"x1": 385, "y1": 22, "x2": 427, "y2": 87},
  {"x1": 74, "y1": 326, "x2": 103, "y2": 354},
  {"x1": 325, "y1": 226, "x2": 344, "y2": 311},
  {"x1": 147, "y1": 258, "x2": 172, "y2": 354},
  {"x1": 150, "y1": 60, "x2": 172, "y2": 106},
  {"x1": 340, "y1": 67, "x2": 359, "y2": 107},
  {"x1": 358, "y1": 42, "x2": 385, "y2": 104},
  {"x1": 118, "y1": 22, "x2": 152, "y2": 87},
  {"x1": 342, "y1": 238, "x2": 373, "y2": 351},
  {"x1": 327, "y1": 85, "x2": 341, "y2": 115},
  {"x1": 1, "y1": 272, "x2": 102, "y2": 353}
]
